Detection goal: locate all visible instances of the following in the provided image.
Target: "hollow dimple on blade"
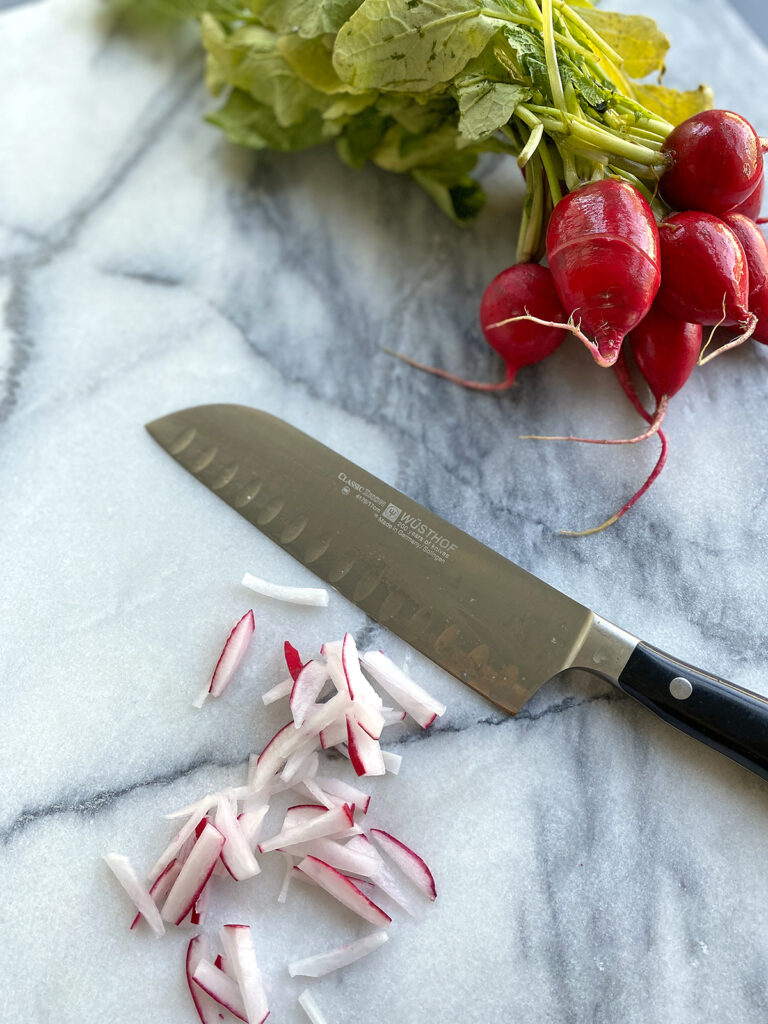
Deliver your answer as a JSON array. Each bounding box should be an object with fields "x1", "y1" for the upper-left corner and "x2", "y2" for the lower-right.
[{"x1": 145, "y1": 404, "x2": 595, "y2": 713}]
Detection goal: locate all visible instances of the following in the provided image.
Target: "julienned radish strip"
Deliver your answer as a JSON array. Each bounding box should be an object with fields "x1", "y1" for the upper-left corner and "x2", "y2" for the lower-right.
[
  {"x1": 344, "y1": 834, "x2": 425, "y2": 918},
  {"x1": 312, "y1": 776, "x2": 371, "y2": 814},
  {"x1": 195, "y1": 609, "x2": 255, "y2": 707},
  {"x1": 258, "y1": 803, "x2": 355, "y2": 854},
  {"x1": 192, "y1": 960, "x2": 248, "y2": 1022},
  {"x1": 359, "y1": 650, "x2": 446, "y2": 728},
  {"x1": 262, "y1": 677, "x2": 292, "y2": 705},
  {"x1": 130, "y1": 858, "x2": 180, "y2": 930},
  {"x1": 297, "y1": 856, "x2": 392, "y2": 927},
  {"x1": 298, "y1": 989, "x2": 329, "y2": 1024},
  {"x1": 103, "y1": 853, "x2": 165, "y2": 938},
  {"x1": 219, "y1": 925, "x2": 270, "y2": 1024},
  {"x1": 369, "y1": 829, "x2": 437, "y2": 902},
  {"x1": 290, "y1": 660, "x2": 331, "y2": 729},
  {"x1": 215, "y1": 791, "x2": 261, "y2": 880},
  {"x1": 288, "y1": 930, "x2": 389, "y2": 978},
  {"x1": 277, "y1": 836, "x2": 380, "y2": 878},
  {"x1": 187, "y1": 936, "x2": 227, "y2": 1024},
  {"x1": 346, "y1": 715, "x2": 386, "y2": 777},
  {"x1": 284, "y1": 641, "x2": 306, "y2": 681},
  {"x1": 161, "y1": 822, "x2": 225, "y2": 925},
  {"x1": 242, "y1": 572, "x2": 329, "y2": 607}
]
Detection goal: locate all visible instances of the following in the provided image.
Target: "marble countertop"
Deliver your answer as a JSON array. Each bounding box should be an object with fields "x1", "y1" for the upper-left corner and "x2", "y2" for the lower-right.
[{"x1": 2, "y1": 1, "x2": 768, "y2": 1021}]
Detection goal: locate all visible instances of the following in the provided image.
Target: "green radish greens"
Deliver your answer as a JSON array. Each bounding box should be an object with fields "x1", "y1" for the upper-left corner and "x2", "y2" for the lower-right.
[{"x1": 125, "y1": 0, "x2": 712, "y2": 256}]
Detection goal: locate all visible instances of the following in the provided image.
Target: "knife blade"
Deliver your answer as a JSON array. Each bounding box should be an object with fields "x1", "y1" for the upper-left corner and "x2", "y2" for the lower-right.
[{"x1": 146, "y1": 403, "x2": 768, "y2": 782}]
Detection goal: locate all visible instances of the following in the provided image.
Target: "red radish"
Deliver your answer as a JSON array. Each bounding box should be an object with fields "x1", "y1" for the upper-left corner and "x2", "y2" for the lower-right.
[
  {"x1": 345, "y1": 834, "x2": 425, "y2": 918},
  {"x1": 103, "y1": 853, "x2": 165, "y2": 938},
  {"x1": 660, "y1": 110, "x2": 766, "y2": 215},
  {"x1": 187, "y1": 936, "x2": 226, "y2": 1024},
  {"x1": 194, "y1": 609, "x2": 255, "y2": 707},
  {"x1": 657, "y1": 211, "x2": 758, "y2": 360},
  {"x1": 280, "y1": 836, "x2": 380, "y2": 877},
  {"x1": 296, "y1": 855, "x2": 392, "y2": 927},
  {"x1": 722, "y1": 211, "x2": 768, "y2": 343},
  {"x1": 219, "y1": 925, "x2": 270, "y2": 1024},
  {"x1": 290, "y1": 660, "x2": 330, "y2": 728},
  {"x1": 346, "y1": 714, "x2": 386, "y2": 777},
  {"x1": 733, "y1": 171, "x2": 764, "y2": 221},
  {"x1": 284, "y1": 641, "x2": 305, "y2": 682},
  {"x1": 387, "y1": 264, "x2": 565, "y2": 389},
  {"x1": 312, "y1": 775, "x2": 372, "y2": 814},
  {"x1": 192, "y1": 960, "x2": 248, "y2": 1022},
  {"x1": 541, "y1": 179, "x2": 661, "y2": 366},
  {"x1": 130, "y1": 858, "x2": 181, "y2": 930},
  {"x1": 189, "y1": 881, "x2": 210, "y2": 927},
  {"x1": 288, "y1": 930, "x2": 388, "y2": 978},
  {"x1": 360, "y1": 650, "x2": 445, "y2": 728},
  {"x1": 258, "y1": 803, "x2": 355, "y2": 854},
  {"x1": 369, "y1": 828, "x2": 437, "y2": 902},
  {"x1": 161, "y1": 821, "x2": 225, "y2": 925}
]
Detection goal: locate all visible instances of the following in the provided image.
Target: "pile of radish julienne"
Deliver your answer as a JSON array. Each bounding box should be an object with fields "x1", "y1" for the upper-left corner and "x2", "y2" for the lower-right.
[
  {"x1": 398, "y1": 109, "x2": 768, "y2": 535},
  {"x1": 103, "y1": 578, "x2": 447, "y2": 1024}
]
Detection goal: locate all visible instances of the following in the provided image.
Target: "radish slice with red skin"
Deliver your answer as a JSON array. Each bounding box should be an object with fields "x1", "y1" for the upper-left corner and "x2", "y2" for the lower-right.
[
  {"x1": 289, "y1": 930, "x2": 389, "y2": 978},
  {"x1": 277, "y1": 837, "x2": 380, "y2": 878},
  {"x1": 290, "y1": 660, "x2": 331, "y2": 728},
  {"x1": 341, "y1": 633, "x2": 383, "y2": 709},
  {"x1": 298, "y1": 989, "x2": 329, "y2": 1024},
  {"x1": 103, "y1": 853, "x2": 165, "y2": 938},
  {"x1": 345, "y1": 835, "x2": 425, "y2": 918},
  {"x1": 219, "y1": 925, "x2": 270, "y2": 1024},
  {"x1": 282, "y1": 804, "x2": 328, "y2": 826},
  {"x1": 284, "y1": 642, "x2": 305, "y2": 682},
  {"x1": 242, "y1": 572, "x2": 329, "y2": 607},
  {"x1": 190, "y1": 880, "x2": 211, "y2": 927},
  {"x1": 130, "y1": 858, "x2": 180, "y2": 930},
  {"x1": 350, "y1": 700, "x2": 385, "y2": 742},
  {"x1": 295, "y1": 778, "x2": 337, "y2": 810},
  {"x1": 262, "y1": 677, "x2": 292, "y2": 706},
  {"x1": 346, "y1": 716, "x2": 386, "y2": 777},
  {"x1": 370, "y1": 828, "x2": 437, "y2": 902},
  {"x1": 208, "y1": 610, "x2": 255, "y2": 700},
  {"x1": 215, "y1": 792, "x2": 261, "y2": 881},
  {"x1": 259, "y1": 803, "x2": 355, "y2": 854},
  {"x1": 381, "y1": 707, "x2": 407, "y2": 725},
  {"x1": 297, "y1": 856, "x2": 392, "y2": 927},
  {"x1": 187, "y1": 936, "x2": 227, "y2": 1024},
  {"x1": 319, "y1": 719, "x2": 347, "y2": 750},
  {"x1": 162, "y1": 822, "x2": 225, "y2": 925},
  {"x1": 313, "y1": 776, "x2": 371, "y2": 814},
  {"x1": 360, "y1": 651, "x2": 445, "y2": 728},
  {"x1": 193, "y1": 960, "x2": 248, "y2": 1022}
]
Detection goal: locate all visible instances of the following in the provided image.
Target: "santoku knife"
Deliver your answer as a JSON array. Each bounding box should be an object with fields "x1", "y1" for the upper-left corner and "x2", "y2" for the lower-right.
[{"x1": 146, "y1": 403, "x2": 768, "y2": 782}]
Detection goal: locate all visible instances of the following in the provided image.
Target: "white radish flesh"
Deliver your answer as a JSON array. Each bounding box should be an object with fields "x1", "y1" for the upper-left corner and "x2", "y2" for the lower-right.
[
  {"x1": 150, "y1": 801, "x2": 210, "y2": 881},
  {"x1": 313, "y1": 777, "x2": 371, "y2": 814},
  {"x1": 370, "y1": 828, "x2": 437, "y2": 901},
  {"x1": 130, "y1": 858, "x2": 180, "y2": 930},
  {"x1": 296, "y1": 856, "x2": 391, "y2": 927},
  {"x1": 360, "y1": 650, "x2": 446, "y2": 728},
  {"x1": 242, "y1": 572, "x2": 329, "y2": 607},
  {"x1": 103, "y1": 853, "x2": 165, "y2": 938},
  {"x1": 209, "y1": 610, "x2": 256, "y2": 698},
  {"x1": 298, "y1": 989, "x2": 329, "y2": 1024},
  {"x1": 277, "y1": 852, "x2": 295, "y2": 904},
  {"x1": 382, "y1": 751, "x2": 402, "y2": 775},
  {"x1": 259, "y1": 804, "x2": 355, "y2": 854},
  {"x1": 219, "y1": 924, "x2": 270, "y2": 1024},
  {"x1": 346, "y1": 716, "x2": 385, "y2": 777},
  {"x1": 278, "y1": 837, "x2": 379, "y2": 878},
  {"x1": 288, "y1": 930, "x2": 389, "y2": 978},
  {"x1": 162, "y1": 822, "x2": 225, "y2": 926},
  {"x1": 187, "y1": 936, "x2": 226, "y2": 1024},
  {"x1": 215, "y1": 793, "x2": 261, "y2": 881},
  {"x1": 344, "y1": 835, "x2": 424, "y2": 918},
  {"x1": 290, "y1": 660, "x2": 330, "y2": 728},
  {"x1": 261, "y1": 677, "x2": 292, "y2": 705},
  {"x1": 192, "y1": 959, "x2": 248, "y2": 1022},
  {"x1": 341, "y1": 633, "x2": 383, "y2": 709}
]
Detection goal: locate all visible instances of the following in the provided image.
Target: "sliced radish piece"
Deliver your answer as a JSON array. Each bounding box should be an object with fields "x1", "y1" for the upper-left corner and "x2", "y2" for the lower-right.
[
  {"x1": 262, "y1": 677, "x2": 292, "y2": 705},
  {"x1": 290, "y1": 660, "x2": 330, "y2": 728},
  {"x1": 238, "y1": 805, "x2": 270, "y2": 851},
  {"x1": 130, "y1": 858, "x2": 180, "y2": 930},
  {"x1": 342, "y1": 633, "x2": 382, "y2": 708},
  {"x1": 284, "y1": 642, "x2": 305, "y2": 681},
  {"x1": 187, "y1": 936, "x2": 226, "y2": 1024},
  {"x1": 193, "y1": 959, "x2": 248, "y2": 1022},
  {"x1": 346, "y1": 716, "x2": 385, "y2": 777},
  {"x1": 190, "y1": 880, "x2": 211, "y2": 927},
  {"x1": 344, "y1": 835, "x2": 424, "y2": 918},
  {"x1": 295, "y1": 778, "x2": 337, "y2": 810},
  {"x1": 162, "y1": 822, "x2": 225, "y2": 925},
  {"x1": 360, "y1": 650, "x2": 446, "y2": 728},
  {"x1": 277, "y1": 837, "x2": 379, "y2": 878},
  {"x1": 280, "y1": 737, "x2": 321, "y2": 785},
  {"x1": 277, "y1": 852, "x2": 295, "y2": 904},
  {"x1": 350, "y1": 700, "x2": 385, "y2": 741},
  {"x1": 313, "y1": 777, "x2": 371, "y2": 814},
  {"x1": 382, "y1": 751, "x2": 402, "y2": 775},
  {"x1": 381, "y1": 707, "x2": 407, "y2": 725},
  {"x1": 151, "y1": 800, "x2": 211, "y2": 881},
  {"x1": 370, "y1": 828, "x2": 437, "y2": 901},
  {"x1": 242, "y1": 572, "x2": 329, "y2": 607},
  {"x1": 318, "y1": 718, "x2": 347, "y2": 750},
  {"x1": 288, "y1": 930, "x2": 389, "y2": 978},
  {"x1": 298, "y1": 989, "x2": 329, "y2": 1024},
  {"x1": 103, "y1": 853, "x2": 165, "y2": 938},
  {"x1": 259, "y1": 804, "x2": 355, "y2": 854},
  {"x1": 282, "y1": 804, "x2": 329, "y2": 827},
  {"x1": 208, "y1": 610, "x2": 255, "y2": 699},
  {"x1": 219, "y1": 925, "x2": 270, "y2": 1024},
  {"x1": 164, "y1": 794, "x2": 217, "y2": 823},
  {"x1": 296, "y1": 856, "x2": 391, "y2": 927},
  {"x1": 215, "y1": 792, "x2": 261, "y2": 881}
]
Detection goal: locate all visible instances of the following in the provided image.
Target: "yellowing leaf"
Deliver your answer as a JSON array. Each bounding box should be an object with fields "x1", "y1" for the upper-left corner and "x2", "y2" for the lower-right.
[
  {"x1": 580, "y1": 9, "x2": 669, "y2": 80},
  {"x1": 278, "y1": 34, "x2": 350, "y2": 93},
  {"x1": 633, "y1": 83, "x2": 714, "y2": 125}
]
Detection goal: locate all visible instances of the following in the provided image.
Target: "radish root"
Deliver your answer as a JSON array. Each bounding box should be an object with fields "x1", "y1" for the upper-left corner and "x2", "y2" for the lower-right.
[
  {"x1": 521, "y1": 395, "x2": 668, "y2": 445},
  {"x1": 698, "y1": 312, "x2": 758, "y2": 365},
  {"x1": 382, "y1": 348, "x2": 514, "y2": 391},
  {"x1": 487, "y1": 312, "x2": 617, "y2": 368}
]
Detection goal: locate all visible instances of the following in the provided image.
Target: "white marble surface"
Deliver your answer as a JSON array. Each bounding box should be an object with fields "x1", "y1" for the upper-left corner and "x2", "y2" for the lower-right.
[{"x1": 2, "y1": 1, "x2": 768, "y2": 1021}]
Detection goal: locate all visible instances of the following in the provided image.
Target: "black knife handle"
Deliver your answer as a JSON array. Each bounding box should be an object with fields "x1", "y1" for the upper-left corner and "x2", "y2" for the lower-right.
[{"x1": 617, "y1": 642, "x2": 768, "y2": 781}]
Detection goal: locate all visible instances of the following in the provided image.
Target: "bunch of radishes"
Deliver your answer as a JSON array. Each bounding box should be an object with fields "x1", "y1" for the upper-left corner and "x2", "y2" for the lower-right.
[{"x1": 398, "y1": 109, "x2": 768, "y2": 534}]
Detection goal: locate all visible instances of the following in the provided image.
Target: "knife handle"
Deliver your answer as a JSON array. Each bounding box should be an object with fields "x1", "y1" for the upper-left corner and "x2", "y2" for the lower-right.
[{"x1": 617, "y1": 642, "x2": 768, "y2": 781}]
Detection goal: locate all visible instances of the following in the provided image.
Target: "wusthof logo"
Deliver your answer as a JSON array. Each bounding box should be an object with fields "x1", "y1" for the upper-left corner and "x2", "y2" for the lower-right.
[{"x1": 382, "y1": 503, "x2": 402, "y2": 523}]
